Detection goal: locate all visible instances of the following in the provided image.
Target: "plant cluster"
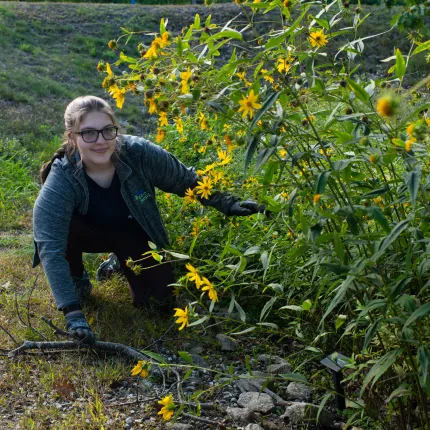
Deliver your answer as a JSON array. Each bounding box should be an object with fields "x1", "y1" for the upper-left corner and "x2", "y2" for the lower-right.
[{"x1": 101, "y1": 0, "x2": 430, "y2": 427}]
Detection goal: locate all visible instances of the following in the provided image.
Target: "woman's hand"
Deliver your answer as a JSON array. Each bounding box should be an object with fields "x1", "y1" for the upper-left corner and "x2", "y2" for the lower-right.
[
  {"x1": 228, "y1": 200, "x2": 267, "y2": 216},
  {"x1": 65, "y1": 310, "x2": 95, "y2": 344}
]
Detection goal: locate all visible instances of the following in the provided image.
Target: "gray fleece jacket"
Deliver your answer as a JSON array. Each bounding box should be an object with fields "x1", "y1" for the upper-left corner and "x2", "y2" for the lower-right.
[{"x1": 33, "y1": 135, "x2": 198, "y2": 310}]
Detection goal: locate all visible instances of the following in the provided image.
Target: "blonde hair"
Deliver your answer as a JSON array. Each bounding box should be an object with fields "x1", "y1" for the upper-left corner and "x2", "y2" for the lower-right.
[{"x1": 39, "y1": 96, "x2": 120, "y2": 184}]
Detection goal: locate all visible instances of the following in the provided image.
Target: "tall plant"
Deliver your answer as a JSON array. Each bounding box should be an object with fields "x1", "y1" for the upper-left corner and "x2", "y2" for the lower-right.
[{"x1": 100, "y1": 1, "x2": 430, "y2": 427}]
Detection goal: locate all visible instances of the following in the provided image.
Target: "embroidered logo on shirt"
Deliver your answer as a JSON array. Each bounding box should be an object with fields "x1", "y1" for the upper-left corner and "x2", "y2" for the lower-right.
[{"x1": 135, "y1": 190, "x2": 150, "y2": 204}]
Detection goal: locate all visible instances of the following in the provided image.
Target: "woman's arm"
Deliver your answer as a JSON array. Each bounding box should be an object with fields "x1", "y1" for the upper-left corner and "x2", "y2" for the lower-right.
[{"x1": 33, "y1": 162, "x2": 80, "y2": 310}]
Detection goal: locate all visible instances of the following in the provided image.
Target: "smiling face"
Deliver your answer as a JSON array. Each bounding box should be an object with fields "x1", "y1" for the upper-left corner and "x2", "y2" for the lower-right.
[{"x1": 72, "y1": 111, "x2": 117, "y2": 172}]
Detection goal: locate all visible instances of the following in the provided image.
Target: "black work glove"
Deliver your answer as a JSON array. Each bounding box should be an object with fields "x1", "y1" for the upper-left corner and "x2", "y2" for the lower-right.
[
  {"x1": 65, "y1": 310, "x2": 95, "y2": 344},
  {"x1": 200, "y1": 192, "x2": 266, "y2": 216}
]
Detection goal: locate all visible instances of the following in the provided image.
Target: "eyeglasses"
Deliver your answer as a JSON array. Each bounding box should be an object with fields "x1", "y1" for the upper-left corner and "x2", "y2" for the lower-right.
[{"x1": 76, "y1": 126, "x2": 118, "y2": 143}]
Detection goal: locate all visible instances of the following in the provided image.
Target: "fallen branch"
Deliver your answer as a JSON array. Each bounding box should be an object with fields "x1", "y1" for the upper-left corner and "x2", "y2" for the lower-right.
[{"x1": 181, "y1": 412, "x2": 220, "y2": 426}]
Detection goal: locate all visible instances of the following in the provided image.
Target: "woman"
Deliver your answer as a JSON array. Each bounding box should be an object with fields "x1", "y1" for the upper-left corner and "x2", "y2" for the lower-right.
[{"x1": 33, "y1": 95, "x2": 264, "y2": 344}]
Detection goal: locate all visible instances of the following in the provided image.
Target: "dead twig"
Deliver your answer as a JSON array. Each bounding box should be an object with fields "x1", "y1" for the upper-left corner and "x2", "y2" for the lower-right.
[
  {"x1": 181, "y1": 412, "x2": 219, "y2": 426},
  {"x1": 0, "y1": 322, "x2": 19, "y2": 346}
]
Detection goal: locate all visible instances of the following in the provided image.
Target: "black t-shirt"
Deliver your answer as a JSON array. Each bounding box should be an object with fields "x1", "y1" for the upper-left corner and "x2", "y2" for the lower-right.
[{"x1": 82, "y1": 170, "x2": 138, "y2": 232}]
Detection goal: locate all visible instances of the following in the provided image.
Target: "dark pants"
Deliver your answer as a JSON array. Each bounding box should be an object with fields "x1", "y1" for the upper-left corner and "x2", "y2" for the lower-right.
[{"x1": 66, "y1": 216, "x2": 174, "y2": 311}]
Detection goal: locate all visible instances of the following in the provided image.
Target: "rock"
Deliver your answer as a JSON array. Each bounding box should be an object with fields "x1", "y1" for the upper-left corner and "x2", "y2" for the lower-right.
[
  {"x1": 261, "y1": 418, "x2": 290, "y2": 430},
  {"x1": 266, "y1": 363, "x2": 292, "y2": 375},
  {"x1": 236, "y1": 372, "x2": 275, "y2": 393},
  {"x1": 216, "y1": 334, "x2": 237, "y2": 351},
  {"x1": 237, "y1": 392, "x2": 275, "y2": 414},
  {"x1": 168, "y1": 424, "x2": 193, "y2": 430},
  {"x1": 226, "y1": 406, "x2": 255, "y2": 425},
  {"x1": 258, "y1": 354, "x2": 286, "y2": 365},
  {"x1": 281, "y1": 402, "x2": 336, "y2": 428},
  {"x1": 245, "y1": 424, "x2": 264, "y2": 430},
  {"x1": 190, "y1": 354, "x2": 210, "y2": 369},
  {"x1": 286, "y1": 382, "x2": 312, "y2": 401}
]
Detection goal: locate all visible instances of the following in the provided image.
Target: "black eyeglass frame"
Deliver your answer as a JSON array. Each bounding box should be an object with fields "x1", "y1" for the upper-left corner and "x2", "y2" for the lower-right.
[{"x1": 75, "y1": 126, "x2": 118, "y2": 143}]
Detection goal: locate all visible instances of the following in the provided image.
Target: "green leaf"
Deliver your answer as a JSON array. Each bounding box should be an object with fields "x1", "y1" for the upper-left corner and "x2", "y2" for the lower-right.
[
  {"x1": 160, "y1": 18, "x2": 167, "y2": 34},
  {"x1": 141, "y1": 350, "x2": 167, "y2": 364},
  {"x1": 302, "y1": 299, "x2": 312, "y2": 311},
  {"x1": 333, "y1": 232, "x2": 345, "y2": 261},
  {"x1": 194, "y1": 14, "x2": 200, "y2": 30},
  {"x1": 321, "y1": 276, "x2": 355, "y2": 323},
  {"x1": 411, "y1": 40, "x2": 430, "y2": 56},
  {"x1": 317, "y1": 392, "x2": 332, "y2": 423},
  {"x1": 403, "y1": 303, "x2": 430, "y2": 331},
  {"x1": 419, "y1": 346, "x2": 429, "y2": 386},
  {"x1": 360, "y1": 187, "x2": 389, "y2": 199},
  {"x1": 385, "y1": 385, "x2": 412, "y2": 404},
  {"x1": 254, "y1": 147, "x2": 277, "y2": 173},
  {"x1": 405, "y1": 168, "x2": 421, "y2": 209},
  {"x1": 188, "y1": 315, "x2": 209, "y2": 327},
  {"x1": 231, "y1": 326, "x2": 256, "y2": 335},
  {"x1": 183, "y1": 368, "x2": 193, "y2": 382},
  {"x1": 335, "y1": 315, "x2": 347, "y2": 330},
  {"x1": 245, "y1": 134, "x2": 260, "y2": 174},
  {"x1": 250, "y1": 92, "x2": 280, "y2": 130},
  {"x1": 260, "y1": 296, "x2": 277, "y2": 322},
  {"x1": 206, "y1": 29, "x2": 243, "y2": 43},
  {"x1": 360, "y1": 350, "x2": 400, "y2": 396},
  {"x1": 178, "y1": 351, "x2": 193, "y2": 364},
  {"x1": 279, "y1": 373, "x2": 307, "y2": 383},
  {"x1": 363, "y1": 320, "x2": 381, "y2": 351},
  {"x1": 395, "y1": 49, "x2": 406, "y2": 81},
  {"x1": 373, "y1": 220, "x2": 409, "y2": 262},
  {"x1": 346, "y1": 78, "x2": 370, "y2": 103},
  {"x1": 366, "y1": 206, "x2": 391, "y2": 233},
  {"x1": 315, "y1": 171, "x2": 331, "y2": 194},
  {"x1": 234, "y1": 300, "x2": 247, "y2": 322},
  {"x1": 166, "y1": 251, "x2": 190, "y2": 260},
  {"x1": 279, "y1": 305, "x2": 304, "y2": 312},
  {"x1": 265, "y1": 5, "x2": 310, "y2": 49},
  {"x1": 119, "y1": 52, "x2": 137, "y2": 64},
  {"x1": 261, "y1": 251, "x2": 269, "y2": 271}
]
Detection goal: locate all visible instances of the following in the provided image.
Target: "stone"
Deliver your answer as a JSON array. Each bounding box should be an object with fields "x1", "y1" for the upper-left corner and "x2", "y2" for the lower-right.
[
  {"x1": 235, "y1": 372, "x2": 275, "y2": 393},
  {"x1": 266, "y1": 363, "x2": 292, "y2": 375},
  {"x1": 281, "y1": 402, "x2": 336, "y2": 428},
  {"x1": 226, "y1": 407, "x2": 254, "y2": 425},
  {"x1": 190, "y1": 354, "x2": 210, "y2": 369},
  {"x1": 216, "y1": 334, "x2": 237, "y2": 351},
  {"x1": 258, "y1": 354, "x2": 286, "y2": 365},
  {"x1": 237, "y1": 392, "x2": 275, "y2": 414},
  {"x1": 261, "y1": 418, "x2": 290, "y2": 430},
  {"x1": 286, "y1": 382, "x2": 312, "y2": 401},
  {"x1": 245, "y1": 424, "x2": 264, "y2": 430},
  {"x1": 168, "y1": 424, "x2": 193, "y2": 430}
]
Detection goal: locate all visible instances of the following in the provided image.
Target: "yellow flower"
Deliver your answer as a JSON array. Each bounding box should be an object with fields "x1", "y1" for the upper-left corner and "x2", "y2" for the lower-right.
[
  {"x1": 283, "y1": 0, "x2": 290, "y2": 7},
  {"x1": 159, "y1": 111, "x2": 168, "y2": 127},
  {"x1": 199, "y1": 112, "x2": 208, "y2": 130},
  {"x1": 158, "y1": 394, "x2": 176, "y2": 420},
  {"x1": 407, "y1": 122, "x2": 415, "y2": 136},
  {"x1": 148, "y1": 99, "x2": 158, "y2": 114},
  {"x1": 186, "y1": 263, "x2": 202, "y2": 288},
  {"x1": 217, "y1": 149, "x2": 228, "y2": 161},
  {"x1": 279, "y1": 149, "x2": 287, "y2": 158},
  {"x1": 238, "y1": 90, "x2": 262, "y2": 119},
  {"x1": 109, "y1": 84, "x2": 125, "y2": 109},
  {"x1": 175, "y1": 117, "x2": 184, "y2": 134},
  {"x1": 236, "y1": 71, "x2": 246, "y2": 81},
  {"x1": 195, "y1": 176, "x2": 213, "y2": 199},
  {"x1": 131, "y1": 360, "x2": 149, "y2": 378},
  {"x1": 173, "y1": 307, "x2": 189, "y2": 331},
  {"x1": 277, "y1": 56, "x2": 294, "y2": 73},
  {"x1": 185, "y1": 188, "x2": 197, "y2": 204},
  {"x1": 156, "y1": 128, "x2": 165, "y2": 143},
  {"x1": 309, "y1": 30, "x2": 328, "y2": 48},
  {"x1": 198, "y1": 145, "x2": 207, "y2": 154},
  {"x1": 376, "y1": 97, "x2": 397, "y2": 117},
  {"x1": 406, "y1": 140, "x2": 413, "y2": 152},
  {"x1": 209, "y1": 170, "x2": 224, "y2": 184},
  {"x1": 180, "y1": 67, "x2": 192, "y2": 83},
  {"x1": 201, "y1": 277, "x2": 218, "y2": 302},
  {"x1": 180, "y1": 81, "x2": 189, "y2": 95},
  {"x1": 369, "y1": 154, "x2": 379, "y2": 163},
  {"x1": 313, "y1": 194, "x2": 322, "y2": 203},
  {"x1": 224, "y1": 134, "x2": 233, "y2": 153}
]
